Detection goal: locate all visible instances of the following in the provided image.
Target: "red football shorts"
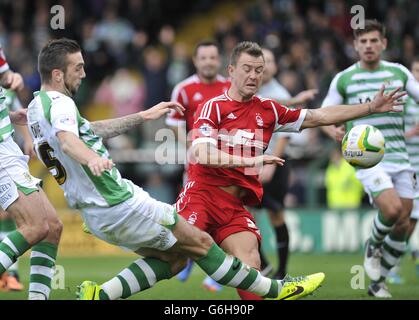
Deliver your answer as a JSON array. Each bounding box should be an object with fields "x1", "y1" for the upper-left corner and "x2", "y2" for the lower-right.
[{"x1": 175, "y1": 181, "x2": 261, "y2": 245}]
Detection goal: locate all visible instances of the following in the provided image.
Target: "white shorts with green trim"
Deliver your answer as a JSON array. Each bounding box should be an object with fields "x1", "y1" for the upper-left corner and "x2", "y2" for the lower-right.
[
  {"x1": 81, "y1": 183, "x2": 178, "y2": 252},
  {"x1": 0, "y1": 137, "x2": 41, "y2": 210},
  {"x1": 356, "y1": 164, "x2": 416, "y2": 205}
]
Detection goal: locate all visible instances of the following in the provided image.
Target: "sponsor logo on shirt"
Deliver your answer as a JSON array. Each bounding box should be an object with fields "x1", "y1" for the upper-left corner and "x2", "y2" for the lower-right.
[
  {"x1": 218, "y1": 129, "x2": 266, "y2": 149},
  {"x1": 227, "y1": 112, "x2": 237, "y2": 120},
  {"x1": 193, "y1": 92, "x2": 203, "y2": 101},
  {"x1": 0, "y1": 183, "x2": 13, "y2": 207}
]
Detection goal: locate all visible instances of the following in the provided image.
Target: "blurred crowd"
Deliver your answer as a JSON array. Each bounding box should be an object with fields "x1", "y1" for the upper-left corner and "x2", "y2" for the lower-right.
[{"x1": 1, "y1": 0, "x2": 418, "y2": 206}]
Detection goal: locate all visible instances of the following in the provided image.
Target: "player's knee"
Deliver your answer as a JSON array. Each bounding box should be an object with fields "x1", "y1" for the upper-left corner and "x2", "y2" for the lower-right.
[
  {"x1": 393, "y1": 217, "x2": 410, "y2": 235},
  {"x1": 228, "y1": 245, "x2": 260, "y2": 269},
  {"x1": 48, "y1": 217, "x2": 63, "y2": 241},
  {"x1": 384, "y1": 202, "x2": 403, "y2": 221},
  {"x1": 25, "y1": 220, "x2": 49, "y2": 244},
  {"x1": 270, "y1": 212, "x2": 285, "y2": 226}
]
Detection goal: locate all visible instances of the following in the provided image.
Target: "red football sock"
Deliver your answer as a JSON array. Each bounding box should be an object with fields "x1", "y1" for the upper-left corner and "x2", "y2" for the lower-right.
[{"x1": 237, "y1": 289, "x2": 263, "y2": 300}]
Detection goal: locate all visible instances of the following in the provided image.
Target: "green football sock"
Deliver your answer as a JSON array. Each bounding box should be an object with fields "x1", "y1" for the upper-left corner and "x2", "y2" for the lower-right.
[
  {"x1": 0, "y1": 231, "x2": 30, "y2": 275},
  {"x1": 29, "y1": 242, "x2": 58, "y2": 300},
  {"x1": 195, "y1": 243, "x2": 279, "y2": 298},
  {"x1": 101, "y1": 258, "x2": 172, "y2": 300}
]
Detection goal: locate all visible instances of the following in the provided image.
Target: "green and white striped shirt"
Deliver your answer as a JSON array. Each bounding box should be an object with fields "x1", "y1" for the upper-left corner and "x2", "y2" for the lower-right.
[
  {"x1": 322, "y1": 60, "x2": 419, "y2": 173},
  {"x1": 0, "y1": 88, "x2": 14, "y2": 142},
  {"x1": 27, "y1": 90, "x2": 133, "y2": 209},
  {"x1": 404, "y1": 97, "x2": 419, "y2": 174}
]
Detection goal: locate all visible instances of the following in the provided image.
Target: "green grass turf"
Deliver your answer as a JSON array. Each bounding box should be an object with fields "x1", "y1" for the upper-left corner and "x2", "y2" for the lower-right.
[{"x1": 0, "y1": 253, "x2": 418, "y2": 300}]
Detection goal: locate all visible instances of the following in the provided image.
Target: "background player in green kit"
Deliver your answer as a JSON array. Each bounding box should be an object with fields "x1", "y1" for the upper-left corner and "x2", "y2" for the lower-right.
[
  {"x1": 321, "y1": 20, "x2": 419, "y2": 298},
  {"x1": 0, "y1": 89, "x2": 35, "y2": 292}
]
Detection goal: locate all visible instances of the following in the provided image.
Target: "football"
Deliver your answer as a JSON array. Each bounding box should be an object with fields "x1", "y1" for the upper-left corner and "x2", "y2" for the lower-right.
[{"x1": 341, "y1": 124, "x2": 385, "y2": 169}]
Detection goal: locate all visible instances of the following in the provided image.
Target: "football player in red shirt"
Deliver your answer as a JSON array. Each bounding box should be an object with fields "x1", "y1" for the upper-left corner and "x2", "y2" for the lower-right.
[
  {"x1": 175, "y1": 41, "x2": 405, "y2": 300},
  {"x1": 167, "y1": 41, "x2": 230, "y2": 138}
]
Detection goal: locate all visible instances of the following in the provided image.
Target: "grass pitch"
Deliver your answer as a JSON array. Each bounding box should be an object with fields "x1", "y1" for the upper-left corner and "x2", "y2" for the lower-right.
[{"x1": 0, "y1": 253, "x2": 418, "y2": 300}]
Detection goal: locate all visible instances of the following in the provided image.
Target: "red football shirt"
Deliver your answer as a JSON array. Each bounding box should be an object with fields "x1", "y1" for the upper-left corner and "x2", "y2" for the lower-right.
[
  {"x1": 0, "y1": 45, "x2": 10, "y2": 73},
  {"x1": 166, "y1": 74, "x2": 230, "y2": 132},
  {"x1": 189, "y1": 91, "x2": 307, "y2": 206}
]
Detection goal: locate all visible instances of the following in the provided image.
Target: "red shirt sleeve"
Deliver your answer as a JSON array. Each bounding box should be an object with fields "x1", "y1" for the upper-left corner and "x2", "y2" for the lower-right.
[
  {"x1": 191, "y1": 99, "x2": 220, "y2": 146},
  {"x1": 0, "y1": 45, "x2": 10, "y2": 73},
  {"x1": 270, "y1": 100, "x2": 307, "y2": 132}
]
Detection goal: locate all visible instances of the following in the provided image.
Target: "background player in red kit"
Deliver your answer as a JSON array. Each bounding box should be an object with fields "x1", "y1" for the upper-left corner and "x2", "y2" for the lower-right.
[
  {"x1": 167, "y1": 41, "x2": 230, "y2": 290},
  {"x1": 167, "y1": 41, "x2": 230, "y2": 139},
  {"x1": 175, "y1": 41, "x2": 406, "y2": 300}
]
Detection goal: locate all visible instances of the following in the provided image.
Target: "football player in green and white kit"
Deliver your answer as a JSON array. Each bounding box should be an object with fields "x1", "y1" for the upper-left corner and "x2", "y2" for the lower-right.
[
  {"x1": 0, "y1": 45, "x2": 63, "y2": 300},
  {"x1": 321, "y1": 20, "x2": 419, "y2": 298},
  {"x1": 401, "y1": 57, "x2": 419, "y2": 276},
  {"x1": 0, "y1": 89, "x2": 36, "y2": 292}
]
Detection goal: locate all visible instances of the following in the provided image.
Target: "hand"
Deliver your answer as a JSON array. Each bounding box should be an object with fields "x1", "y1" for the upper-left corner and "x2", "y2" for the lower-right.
[
  {"x1": 2, "y1": 71, "x2": 24, "y2": 91},
  {"x1": 259, "y1": 163, "x2": 276, "y2": 183},
  {"x1": 23, "y1": 140, "x2": 36, "y2": 159},
  {"x1": 253, "y1": 154, "x2": 285, "y2": 167},
  {"x1": 334, "y1": 125, "x2": 346, "y2": 142},
  {"x1": 369, "y1": 86, "x2": 406, "y2": 113},
  {"x1": 292, "y1": 89, "x2": 318, "y2": 105},
  {"x1": 9, "y1": 109, "x2": 27, "y2": 125},
  {"x1": 87, "y1": 157, "x2": 114, "y2": 176},
  {"x1": 141, "y1": 101, "x2": 185, "y2": 121},
  {"x1": 405, "y1": 125, "x2": 419, "y2": 139}
]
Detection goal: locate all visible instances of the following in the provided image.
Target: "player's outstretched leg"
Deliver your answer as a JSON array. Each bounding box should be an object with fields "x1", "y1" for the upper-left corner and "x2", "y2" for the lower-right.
[
  {"x1": 77, "y1": 218, "x2": 324, "y2": 300},
  {"x1": 77, "y1": 246, "x2": 325, "y2": 300}
]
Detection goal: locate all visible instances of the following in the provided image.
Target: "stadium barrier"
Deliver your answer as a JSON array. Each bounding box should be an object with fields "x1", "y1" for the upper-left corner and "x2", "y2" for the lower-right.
[
  {"x1": 39, "y1": 208, "x2": 419, "y2": 256},
  {"x1": 254, "y1": 208, "x2": 419, "y2": 254}
]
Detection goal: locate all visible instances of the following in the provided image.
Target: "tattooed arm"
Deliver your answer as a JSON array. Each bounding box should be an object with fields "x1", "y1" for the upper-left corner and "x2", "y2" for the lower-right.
[{"x1": 90, "y1": 101, "x2": 185, "y2": 139}]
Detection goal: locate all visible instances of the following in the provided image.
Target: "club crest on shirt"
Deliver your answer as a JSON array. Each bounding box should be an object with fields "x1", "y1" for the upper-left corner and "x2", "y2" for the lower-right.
[
  {"x1": 255, "y1": 113, "x2": 263, "y2": 127},
  {"x1": 22, "y1": 172, "x2": 33, "y2": 183},
  {"x1": 199, "y1": 123, "x2": 213, "y2": 137}
]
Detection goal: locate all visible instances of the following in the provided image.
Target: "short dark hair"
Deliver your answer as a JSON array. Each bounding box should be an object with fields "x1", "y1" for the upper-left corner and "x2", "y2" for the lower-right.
[
  {"x1": 412, "y1": 56, "x2": 419, "y2": 64},
  {"x1": 193, "y1": 40, "x2": 219, "y2": 57},
  {"x1": 353, "y1": 19, "x2": 386, "y2": 39},
  {"x1": 230, "y1": 41, "x2": 264, "y2": 66},
  {"x1": 38, "y1": 38, "x2": 81, "y2": 83}
]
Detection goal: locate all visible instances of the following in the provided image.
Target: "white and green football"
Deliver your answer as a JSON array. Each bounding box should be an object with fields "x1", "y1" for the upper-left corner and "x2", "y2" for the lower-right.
[{"x1": 341, "y1": 124, "x2": 385, "y2": 169}]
